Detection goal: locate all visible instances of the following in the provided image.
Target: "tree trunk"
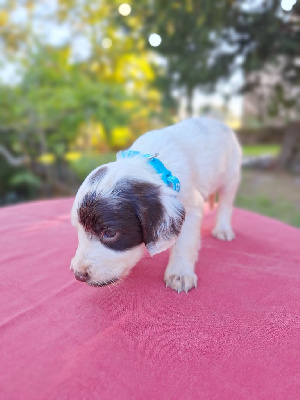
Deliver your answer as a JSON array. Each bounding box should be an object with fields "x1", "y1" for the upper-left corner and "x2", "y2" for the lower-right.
[
  {"x1": 277, "y1": 122, "x2": 300, "y2": 173},
  {"x1": 186, "y1": 86, "x2": 194, "y2": 118}
]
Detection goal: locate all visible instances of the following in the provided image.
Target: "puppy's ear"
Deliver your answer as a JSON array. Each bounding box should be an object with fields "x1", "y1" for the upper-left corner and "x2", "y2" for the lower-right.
[{"x1": 134, "y1": 183, "x2": 185, "y2": 256}]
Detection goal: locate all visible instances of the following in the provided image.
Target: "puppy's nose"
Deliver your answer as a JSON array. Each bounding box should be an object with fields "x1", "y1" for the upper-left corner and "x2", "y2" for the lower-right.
[{"x1": 74, "y1": 271, "x2": 89, "y2": 282}]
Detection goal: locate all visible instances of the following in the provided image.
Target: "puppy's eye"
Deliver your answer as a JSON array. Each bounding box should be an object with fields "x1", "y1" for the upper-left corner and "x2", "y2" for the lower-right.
[{"x1": 102, "y1": 229, "x2": 118, "y2": 240}]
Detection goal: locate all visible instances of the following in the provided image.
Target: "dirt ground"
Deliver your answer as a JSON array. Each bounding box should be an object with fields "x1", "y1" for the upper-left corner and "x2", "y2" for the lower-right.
[{"x1": 235, "y1": 169, "x2": 300, "y2": 228}]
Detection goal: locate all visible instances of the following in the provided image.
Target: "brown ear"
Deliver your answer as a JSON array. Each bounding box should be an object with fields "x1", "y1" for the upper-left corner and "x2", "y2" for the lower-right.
[
  {"x1": 133, "y1": 183, "x2": 185, "y2": 256},
  {"x1": 107, "y1": 178, "x2": 185, "y2": 255}
]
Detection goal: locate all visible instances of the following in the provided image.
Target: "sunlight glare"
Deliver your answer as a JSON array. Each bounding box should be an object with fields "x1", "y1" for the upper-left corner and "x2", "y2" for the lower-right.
[
  {"x1": 148, "y1": 33, "x2": 162, "y2": 47},
  {"x1": 281, "y1": 0, "x2": 297, "y2": 11},
  {"x1": 118, "y1": 3, "x2": 131, "y2": 16},
  {"x1": 101, "y1": 38, "x2": 112, "y2": 49}
]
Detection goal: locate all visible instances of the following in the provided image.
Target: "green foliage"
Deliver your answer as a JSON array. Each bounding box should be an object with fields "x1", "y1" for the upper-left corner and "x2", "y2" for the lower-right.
[
  {"x1": 0, "y1": 0, "x2": 165, "y2": 203},
  {"x1": 9, "y1": 171, "x2": 42, "y2": 188},
  {"x1": 0, "y1": 160, "x2": 41, "y2": 205},
  {"x1": 123, "y1": 0, "x2": 300, "y2": 118},
  {"x1": 123, "y1": 0, "x2": 237, "y2": 113},
  {"x1": 69, "y1": 152, "x2": 115, "y2": 181},
  {"x1": 0, "y1": 46, "x2": 130, "y2": 155},
  {"x1": 0, "y1": 0, "x2": 299, "y2": 208}
]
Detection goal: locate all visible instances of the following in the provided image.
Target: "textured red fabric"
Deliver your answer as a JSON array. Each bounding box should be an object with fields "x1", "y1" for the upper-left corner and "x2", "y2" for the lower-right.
[{"x1": 0, "y1": 198, "x2": 299, "y2": 400}]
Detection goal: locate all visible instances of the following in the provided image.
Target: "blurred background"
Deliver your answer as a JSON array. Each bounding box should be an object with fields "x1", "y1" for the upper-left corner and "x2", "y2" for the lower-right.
[{"x1": 0, "y1": 0, "x2": 299, "y2": 227}]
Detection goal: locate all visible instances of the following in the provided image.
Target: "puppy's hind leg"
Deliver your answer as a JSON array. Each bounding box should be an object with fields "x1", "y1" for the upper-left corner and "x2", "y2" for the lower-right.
[{"x1": 212, "y1": 172, "x2": 240, "y2": 241}]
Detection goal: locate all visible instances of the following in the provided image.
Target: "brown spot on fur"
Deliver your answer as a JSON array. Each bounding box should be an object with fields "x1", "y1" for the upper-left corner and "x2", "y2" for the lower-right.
[
  {"x1": 78, "y1": 179, "x2": 185, "y2": 252},
  {"x1": 89, "y1": 166, "x2": 107, "y2": 184}
]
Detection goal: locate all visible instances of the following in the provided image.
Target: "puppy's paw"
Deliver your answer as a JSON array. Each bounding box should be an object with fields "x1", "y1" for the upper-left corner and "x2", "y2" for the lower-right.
[
  {"x1": 212, "y1": 227, "x2": 235, "y2": 241},
  {"x1": 164, "y1": 272, "x2": 197, "y2": 293}
]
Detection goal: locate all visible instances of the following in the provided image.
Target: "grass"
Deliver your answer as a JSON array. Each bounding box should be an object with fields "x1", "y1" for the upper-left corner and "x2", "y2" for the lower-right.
[
  {"x1": 242, "y1": 145, "x2": 280, "y2": 157},
  {"x1": 236, "y1": 194, "x2": 300, "y2": 228},
  {"x1": 235, "y1": 146, "x2": 300, "y2": 227},
  {"x1": 236, "y1": 170, "x2": 300, "y2": 228}
]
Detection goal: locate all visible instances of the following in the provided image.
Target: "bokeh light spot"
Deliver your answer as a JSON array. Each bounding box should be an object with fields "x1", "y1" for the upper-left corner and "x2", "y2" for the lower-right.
[
  {"x1": 281, "y1": 0, "x2": 297, "y2": 11},
  {"x1": 119, "y1": 3, "x2": 131, "y2": 16},
  {"x1": 148, "y1": 33, "x2": 162, "y2": 47},
  {"x1": 101, "y1": 38, "x2": 112, "y2": 49}
]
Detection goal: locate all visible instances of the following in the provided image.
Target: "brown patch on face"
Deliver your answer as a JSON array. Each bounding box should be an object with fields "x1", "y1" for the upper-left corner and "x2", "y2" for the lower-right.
[
  {"x1": 78, "y1": 179, "x2": 185, "y2": 252},
  {"x1": 78, "y1": 181, "x2": 146, "y2": 251}
]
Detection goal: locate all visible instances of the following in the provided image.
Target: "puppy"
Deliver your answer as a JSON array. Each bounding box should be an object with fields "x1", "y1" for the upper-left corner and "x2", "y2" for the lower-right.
[{"x1": 70, "y1": 117, "x2": 242, "y2": 293}]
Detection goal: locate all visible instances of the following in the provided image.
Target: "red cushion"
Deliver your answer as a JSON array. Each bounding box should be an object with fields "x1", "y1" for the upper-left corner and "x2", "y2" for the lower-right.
[{"x1": 0, "y1": 199, "x2": 299, "y2": 400}]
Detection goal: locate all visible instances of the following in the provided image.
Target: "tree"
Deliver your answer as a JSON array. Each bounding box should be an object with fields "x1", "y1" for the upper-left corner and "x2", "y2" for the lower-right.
[
  {"x1": 120, "y1": 0, "x2": 236, "y2": 116},
  {"x1": 0, "y1": 0, "x2": 164, "y2": 202},
  {"x1": 0, "y1": 45, "x2": 131, "y2": 198},
  {"x1": 124, "y1": 0, "x2": 300, "y2": 169}
]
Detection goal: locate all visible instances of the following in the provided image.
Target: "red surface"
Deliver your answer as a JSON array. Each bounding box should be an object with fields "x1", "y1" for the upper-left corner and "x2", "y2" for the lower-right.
[{"x1": 0, "y1": 198, "x2": 299, "y2": 400}]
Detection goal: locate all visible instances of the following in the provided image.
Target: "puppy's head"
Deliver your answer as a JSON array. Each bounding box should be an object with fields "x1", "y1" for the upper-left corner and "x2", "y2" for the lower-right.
[{"x1": 70, "y1": 164, "x2": 185, "y2": 287}]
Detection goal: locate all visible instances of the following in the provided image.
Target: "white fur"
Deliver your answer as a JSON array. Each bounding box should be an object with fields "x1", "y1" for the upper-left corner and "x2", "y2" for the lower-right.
[{"x1": 71, "y1": 117, "x2": 242, "y2": 292}]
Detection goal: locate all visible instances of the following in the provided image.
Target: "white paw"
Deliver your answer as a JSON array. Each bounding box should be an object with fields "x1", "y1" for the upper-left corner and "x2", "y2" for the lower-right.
[
  {"x1": 164, "y1": 272, "x2": 198, "y2": 293},
  {"x1": 212, "y1": 227, "x2": 235, "y2": 241}
]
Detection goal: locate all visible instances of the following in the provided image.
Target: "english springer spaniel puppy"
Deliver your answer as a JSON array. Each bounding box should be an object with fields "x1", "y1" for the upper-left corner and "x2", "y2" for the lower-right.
[{"x1": 70, "y1": 117, "x2": 242, "y2": 293}]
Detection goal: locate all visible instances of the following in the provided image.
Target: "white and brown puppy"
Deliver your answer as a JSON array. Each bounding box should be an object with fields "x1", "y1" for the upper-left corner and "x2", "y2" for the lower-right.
[{"x1": 70, "y1": 117, "x2": 242, "y2": 293}]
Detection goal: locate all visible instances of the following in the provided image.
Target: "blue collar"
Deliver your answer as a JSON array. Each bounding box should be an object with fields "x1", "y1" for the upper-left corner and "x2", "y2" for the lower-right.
[{"x1": 117, "y1": 150, "x2": 180, "y2": 192}]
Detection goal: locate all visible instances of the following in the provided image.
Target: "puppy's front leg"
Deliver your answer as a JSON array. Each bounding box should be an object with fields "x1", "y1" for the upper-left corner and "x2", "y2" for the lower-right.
[{"x1": 164, "y1": 206, "x2": 203, "y2": 293}]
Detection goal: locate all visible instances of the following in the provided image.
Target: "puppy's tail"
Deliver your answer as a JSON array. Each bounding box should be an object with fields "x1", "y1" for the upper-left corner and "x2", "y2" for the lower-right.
[{"x1": 208, "y1": 193, "x2": 216, "y2": 210}]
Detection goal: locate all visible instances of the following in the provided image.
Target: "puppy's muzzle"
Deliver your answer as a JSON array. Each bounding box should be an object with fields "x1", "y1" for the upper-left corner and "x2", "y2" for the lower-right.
[{"x1": 73, "y1": 270, "x2": 119, "y2": 287}]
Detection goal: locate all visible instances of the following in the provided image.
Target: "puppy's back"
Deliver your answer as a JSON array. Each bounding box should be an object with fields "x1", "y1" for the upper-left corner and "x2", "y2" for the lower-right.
[{"x1": 132, "y1": 117, "x2": 242, "y2": 197}]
